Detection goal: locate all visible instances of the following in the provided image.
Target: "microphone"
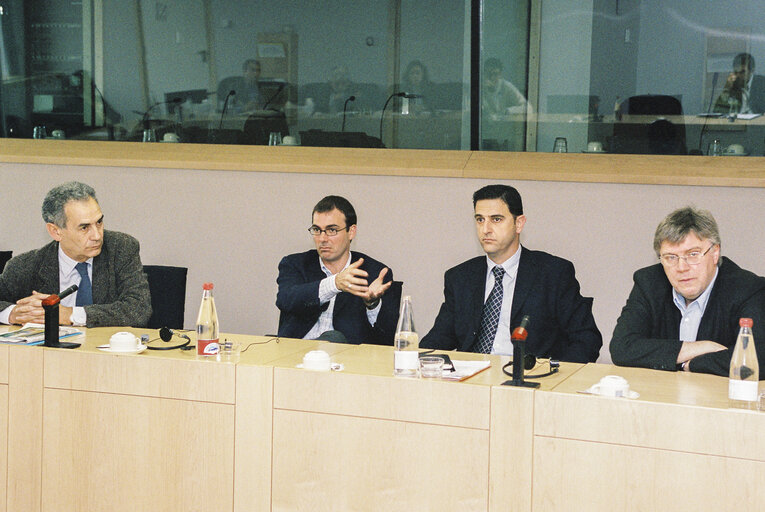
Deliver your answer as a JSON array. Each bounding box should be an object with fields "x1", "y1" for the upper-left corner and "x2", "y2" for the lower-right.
[
  {"x1": 141, "y1": 97, "x2": 182, "y2": 129},
  {"x1": 379, "y1": 92, "x2": 418, "y2": 145},
  {"x1": 341, "y1": 95, "x2": 356, "y2": 132},
  {"x1": 41, "y1": 284, "x2": 79, "y2": 307},
  {"x1": 262, "y1": 82, "x2": 286, "y2": 111},
  {"x1": 42, "y1": 284, "x2": 81, "y2": 349},
  {"x1": 504, "y1": 315, "x2": 539, "y2": 388},
  {"x1": 218, "y1": 90, "x2": 236, "y2": 131}
]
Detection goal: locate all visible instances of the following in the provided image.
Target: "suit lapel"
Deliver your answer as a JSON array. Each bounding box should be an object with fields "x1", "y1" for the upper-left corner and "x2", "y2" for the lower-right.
[
  {"x1": 510, "y1": 249, "x2": 537, "y2": 323},
  {"x1": 468, "y1": 258, "x2": 488, "y2": 334},
  {"x1": 37, "y1": 242, "x2": 61, "y2": 293}
]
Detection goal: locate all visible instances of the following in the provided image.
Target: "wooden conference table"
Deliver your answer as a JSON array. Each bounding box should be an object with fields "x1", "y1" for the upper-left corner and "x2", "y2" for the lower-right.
[{"x1": 0, "y1": 326, "x2": 762, "y2": 511}]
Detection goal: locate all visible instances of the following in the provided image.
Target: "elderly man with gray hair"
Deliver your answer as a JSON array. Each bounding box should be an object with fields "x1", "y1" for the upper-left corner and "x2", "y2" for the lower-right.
[
  {"x1": 610, "y1": 206, "x2": 765, "y2": 377},
  {"x1": 0, "y1": 181, "x2": 151, "y2": 327}
]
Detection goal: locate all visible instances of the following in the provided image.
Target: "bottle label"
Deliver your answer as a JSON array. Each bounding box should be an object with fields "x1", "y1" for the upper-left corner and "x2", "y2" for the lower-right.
[
  {"x1": 394, "y1": 350, "x2": 419, "y2": 370},
  {"x1": 198, "y1": 339, "x2": 220, "y2": 356},
  {"x1": 728, "y1": 379, "x2": 758, "y2": 401}
]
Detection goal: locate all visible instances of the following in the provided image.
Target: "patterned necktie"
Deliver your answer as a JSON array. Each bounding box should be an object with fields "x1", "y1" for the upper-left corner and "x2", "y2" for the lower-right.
[
  {"x1": 75, "y1": 262, "x2": 93, "y2": 306},
  {"x1": 475, "y1": 266, "x2": 505, "y2": 354}
]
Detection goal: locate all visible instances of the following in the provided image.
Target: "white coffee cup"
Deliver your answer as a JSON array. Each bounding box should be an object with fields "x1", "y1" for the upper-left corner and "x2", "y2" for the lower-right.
[
  {"x1": 302, "y1": 350, "x2": 331, "y2": 371},
  {"x1": 726, "y1": 143, "x2": 745, "y2": 155},
  {"x1": 590, "y1": 375, "x2": 630, "y2": 397},
  {"x1": 587, "y1": 141, "x2": 604, "y2": 152},
  {"x1": 162, "y1": 132, "x2": 180, "y2": 143},
  {"x1": 281, "y1": 135, "x2": 299, "y2": 146},
  {"x1": 109, "y1": 331, "x2": 140, "y2": 351}
]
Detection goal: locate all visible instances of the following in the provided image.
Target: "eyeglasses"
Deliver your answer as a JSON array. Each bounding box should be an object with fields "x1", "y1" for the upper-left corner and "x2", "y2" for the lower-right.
[
  {"x1": 308, "y1": 225, "x2": 349, "y2": 237},
  {"x1": 659, "y1": 244, "x2": 715, "y2": 267}
]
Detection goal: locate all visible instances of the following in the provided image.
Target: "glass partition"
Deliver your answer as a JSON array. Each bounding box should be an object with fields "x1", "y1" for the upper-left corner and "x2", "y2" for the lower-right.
[{"x1": 1, "y1": 0, "x2": 764, "y2": 157}]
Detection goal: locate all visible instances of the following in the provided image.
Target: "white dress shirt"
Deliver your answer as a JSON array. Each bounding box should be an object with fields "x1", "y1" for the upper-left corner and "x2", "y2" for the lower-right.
[
  {"x1": 486, "y1": 245, "x2": 522, "y2": 355},
  {"x1": 672, "y1": 267, "x2": 718, "y2": 342},
  {"x1": 304, "y1": 251, "x2": 381, "y2": 340}
]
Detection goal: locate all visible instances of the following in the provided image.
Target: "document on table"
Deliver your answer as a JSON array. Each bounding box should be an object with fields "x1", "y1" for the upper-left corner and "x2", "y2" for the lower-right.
[{"x1": 441, "y1": 360, "x2": 491, "y2": 381}]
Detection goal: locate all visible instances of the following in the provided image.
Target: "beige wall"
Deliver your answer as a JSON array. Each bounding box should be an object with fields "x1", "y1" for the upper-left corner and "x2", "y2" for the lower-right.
[{"x1": 2, "y1": 161, "x2": 764, "y2": 362}]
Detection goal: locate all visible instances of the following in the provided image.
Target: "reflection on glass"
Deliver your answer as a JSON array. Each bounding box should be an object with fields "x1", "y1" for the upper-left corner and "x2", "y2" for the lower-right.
[{"x1": 1, "y1": 1, "x2": 764, "y2": 157}]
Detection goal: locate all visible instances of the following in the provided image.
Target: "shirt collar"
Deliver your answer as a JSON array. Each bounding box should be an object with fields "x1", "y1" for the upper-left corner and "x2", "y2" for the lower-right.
[
  {"x1": 318, "y1": 250, "x2": 352, "y2": 276},
  {"x1": 58, "y1": 245, "x2": 93, "y2": 277},
  {"x1": 485, "y1": 245, "x2": 522, "y2": 278},
  {"x1": 672, "y1": 266, "x2": 719, "y2": 314}
]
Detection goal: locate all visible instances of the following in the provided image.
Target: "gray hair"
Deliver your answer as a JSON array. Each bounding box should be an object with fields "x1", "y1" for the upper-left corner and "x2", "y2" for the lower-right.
[
  {"x1": 653, "y1": 206, "x2": 721, "y2": 261},
  {"x1": 42, "y1": 181, "x2": 98, "y2": 227}
]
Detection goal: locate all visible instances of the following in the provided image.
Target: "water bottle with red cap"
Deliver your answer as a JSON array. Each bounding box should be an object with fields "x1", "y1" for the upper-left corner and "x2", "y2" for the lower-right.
[
  {"x1": 728, "y1": 317, "x2": 759, "y2": 409},
  {"x1": 196, "y1": 282, "x2": 220, "y2": 358}
]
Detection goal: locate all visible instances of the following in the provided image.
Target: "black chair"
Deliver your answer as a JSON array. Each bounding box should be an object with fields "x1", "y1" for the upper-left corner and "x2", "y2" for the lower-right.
[
  {"x1": 611, "y1": 94, "x2": 686, "y2": 155},
  {"x1": 143, "y1": 265, "x2": 188, "y2": 329},
  {"x1": 0, "y1": 251, "x2": 12, "y2": 274},
  {"x1": 240, "y1": 112, "x2": 289, "y2": 145}
]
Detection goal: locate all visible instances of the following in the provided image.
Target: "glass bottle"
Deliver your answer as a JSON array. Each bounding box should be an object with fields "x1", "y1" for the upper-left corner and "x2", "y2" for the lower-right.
[
  {"x1": 728, "y1": 317, "x2": 759, "y2": 409},
  {"x1": 393, "y1": 295, "x2": 419, "y2": 377},
  {"x1": 196, "y1": 282, "x2": 220, "y2": 358}
]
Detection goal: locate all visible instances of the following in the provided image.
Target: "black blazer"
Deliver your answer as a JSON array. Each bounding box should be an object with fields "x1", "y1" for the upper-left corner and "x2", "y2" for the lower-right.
[
  {"x1": 420, "y1": 248, "x2": 602, "y2": 362},
  {"x1": 610, "y1": 257, "x2": 765, "y2": 377},
  {"x1": 276, "y1": 250, "x2": 399, "y2": 344}
]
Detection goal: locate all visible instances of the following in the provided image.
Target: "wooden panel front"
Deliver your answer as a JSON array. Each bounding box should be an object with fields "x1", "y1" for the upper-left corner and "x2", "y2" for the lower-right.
[
  {"x1": 42, "y1": 389, "x2": 234, "y2": 512},
  {"x1": 532, "y1": 436, "x2": 765, "y2": 511},
  {"x1": 272, "y1": 409, "x2": 489, "y2": 511}
]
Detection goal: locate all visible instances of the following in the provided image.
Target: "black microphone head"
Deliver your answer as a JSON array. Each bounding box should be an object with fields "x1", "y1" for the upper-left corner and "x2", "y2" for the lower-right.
[
  {"x1": 404, "y1": 93, "x2": 421, "y2": 99},
  {"x1": 229, "y1": 90, "x2": 236, "y2": 96},
  {"x1": 348, "y1": 95, "x2": 356, "y2": 101},
  {"x1": 159, "y1": 327, "x2": 173, "y2": 342}
]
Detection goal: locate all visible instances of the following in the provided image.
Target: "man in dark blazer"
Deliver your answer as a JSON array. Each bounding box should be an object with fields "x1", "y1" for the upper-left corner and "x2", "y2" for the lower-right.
[
  {"x1": 276, "y1": 195, "x2": 399, "y2": 344},
  {"x1": 713, "y1": 52, "x2": 765, "y2": 114},
  {"x1": 420, "y1": 184, "x2": 601, "y2": 362},
  {"x1": 611, "y1": 206, "x2": 765, "y2": 377},
  {"x1": 0, "y1": 181, "x2": 151, "y2": 327}
]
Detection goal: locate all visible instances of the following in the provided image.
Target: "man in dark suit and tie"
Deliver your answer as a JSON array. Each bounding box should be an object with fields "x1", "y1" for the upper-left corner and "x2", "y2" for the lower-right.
[
  {"x1": 0, "y1": 181, "x2": 151, "y2": 327},
  {"x1": 610, "y1": 206, "x2": 765, "y2": 377},
  {"x1": 276, "y1": 195, "x2": 399, "y2": 344},
  {"x1": 420, "y1": 184, "x2": 601, "y2": 362}
]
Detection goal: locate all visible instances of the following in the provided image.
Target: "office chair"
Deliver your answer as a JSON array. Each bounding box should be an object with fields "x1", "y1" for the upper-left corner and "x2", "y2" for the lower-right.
[
  {"x1": 0, "y1": 251, "x2": 12, "y2": 274},
  {"x1": 143, "y1": 265, "x2": 188, "y2": 329},
  {"x1": 611, "y1": 94, "x2": 686, "y2": 154}
]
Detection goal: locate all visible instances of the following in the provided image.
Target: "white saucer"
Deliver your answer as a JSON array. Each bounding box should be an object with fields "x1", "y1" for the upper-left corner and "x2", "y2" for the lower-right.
[
  {"x1": 98, "y1": 344, "x2": 148, "y2": 354},
  {"x1": 296, "y1": 362, "x2": 344, "y2": 371},
  {"x1": 723, "y1": 152, "x2": 748, "y2": 156},
  {"x1": 582, "y1": 150, "x2": 606, "y2": 153},
  {"x1": 580, "y1": 386, "x2": 639, "y2": 399}
]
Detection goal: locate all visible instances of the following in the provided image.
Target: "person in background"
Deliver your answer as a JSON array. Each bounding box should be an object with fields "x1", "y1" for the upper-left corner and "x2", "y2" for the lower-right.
[
  {"x1": 0, "y1": 181, "x2": 151, "y2": 327},
  {"x1": 420, "y1": 184, "x2": 602, "y2": 362},
  {"x1": 610, "y1": 206, "x2": 765, "y2": 377},
  {"x1": 482, "y1": 58, "x2": 532, "y2": 115},
  {"x1": 276, "y1": 195, "x2": 399, "y2": 344},
  {"x1": 713, "y1": 52, "x2": 765, "y2": 114},
  {"x1": 401, "y1": 60, "x2": 436, "y2": 112}
]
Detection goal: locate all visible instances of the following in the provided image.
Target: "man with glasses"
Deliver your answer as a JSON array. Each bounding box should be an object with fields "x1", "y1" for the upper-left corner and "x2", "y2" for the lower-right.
[
  {"x1": 420, "y1": 184, "x2": 602, "y2": 362},
  {"x1": 611, "y1": 206, "x2": 765, "y2": 376},
  {"x1": 276, "y1": 195, "x2": 399, "y2": 344}
]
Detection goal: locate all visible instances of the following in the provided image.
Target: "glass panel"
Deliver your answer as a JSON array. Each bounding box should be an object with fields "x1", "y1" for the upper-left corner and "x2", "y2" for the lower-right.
[{"x1": 1, "y1": 1, "x2": 764, "y2": 157}]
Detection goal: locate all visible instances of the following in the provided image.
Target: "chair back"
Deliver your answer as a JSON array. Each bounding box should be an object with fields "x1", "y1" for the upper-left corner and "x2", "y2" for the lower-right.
[
  {"x1": 143, "y1": 265, "x2": 188, "y2": 329},
  {"x1": 0, "y1": 251, "x2": 12, "y2": 274}
]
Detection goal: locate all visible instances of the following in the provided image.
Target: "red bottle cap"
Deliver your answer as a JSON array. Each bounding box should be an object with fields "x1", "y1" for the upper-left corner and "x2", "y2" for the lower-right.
[
  {"x1": 739, "y1": 318, "x2": 753, "y2": 328},
  {"x1": 203, "y1": 282, "x2": 214, "y2": 290}
]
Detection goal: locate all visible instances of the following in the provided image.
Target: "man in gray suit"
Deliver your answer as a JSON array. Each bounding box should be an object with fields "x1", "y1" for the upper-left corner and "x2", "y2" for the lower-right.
[{"x1": 0, "y1": 181, "x2": 151, "y2": 327}]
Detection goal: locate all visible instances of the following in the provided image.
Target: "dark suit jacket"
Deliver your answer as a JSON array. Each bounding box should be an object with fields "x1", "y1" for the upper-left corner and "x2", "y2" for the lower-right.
[
  {"x1": 276, "y1": 250, "x2": 399, "y2": 344},
  {"x1": 610, "y1": 257, "x2": 765, "y2": 377},
  {"x1": 713, "y1": 74, "x2": 765, "y2": 113},
  {"x1": 0, "y1": 230, "x2": 152, "y2": 327},
  {"x1": 420, "y1": 249, "x2": 602, "y2": 362}
]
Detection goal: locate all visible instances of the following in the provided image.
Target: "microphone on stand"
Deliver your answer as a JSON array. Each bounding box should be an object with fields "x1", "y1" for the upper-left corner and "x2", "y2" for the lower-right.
[
  {"x1": 379, "y1": 92, "x2": 421, "y2": 145},
  {"x1": 503, "y1": 315, "x2": 539, "y2": 388},
  {"x1": 218, "y1": 90, "x2": 236, "y2": 130},
  {"x1": 141, "y1": 97, "x2": 182, "y2": 129},
  {"x1": 341, "y1": 95, "x2": 356, "y2": 132},
  {"x1": 42, "y1": 285, "x2": 81, "y2": 349},
  {"x1": 262, "y1": 82, "x2": 286, "y2": 111}
]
